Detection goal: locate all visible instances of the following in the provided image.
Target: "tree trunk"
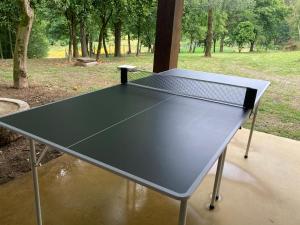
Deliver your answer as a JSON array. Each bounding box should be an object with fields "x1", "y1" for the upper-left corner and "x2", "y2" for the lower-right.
[
  {"x1": 68, "y1": 22, "x2": 72, "y2": 62},
  {"x1": 114, "y1": 20, "x2": 122, "y2": 57},
  {"x1": 127, "y1": 33, "x2": 131, "y2": 54},
  {"x1": 80, "y1": 21, "x2": 88, "y2": 57},
  {"x1": 136, "y1": 38, "x2": 140, "y2": 56},
  {"x1": 103, "y1": 33, "x2": 109, "y2": 57},
  {"x1": 96, "y1": 13, "x2": 112, "y2": 60},
  {"x1": 139, "y1": 41, "x2": 142, "y2": 53},
  {"x1": 220, "y1": 36, "x2": 224, "y2": 52},
  {"x1": 204, "y1": 5, "x2": 213, "y2": 58},
  {"x1": 192, "y1": 42, "x2": 196, "y2": 53},
  {"x1": 189, "y1": 36, "x2": 193, "y2": 53},
  {"x1": 0, "y1": 40, "x2": 3, "y2": 59},
  {"x1": 68, "y1": 39, "x2": 72, "y2": 62},
  {"x1": 250, "y1": 41, "x2": 255, "y2": 52},
  {"x1": 71, "y1": 15, "x2": 79, "y2": 58},
  {"x1": 8, "y1": 30, "x2": 14, "y2": 58},
  {"x1": 86, "y1": 33, "x2": 89, "y2": 55},
  {"x1": 13, "y1": 0, "x2": 34, "y2": 89},
  {"x1": 96, "y1": 27, "x2": 104, "y2": 60},
  {"x1": 89, "y1": 35, "x2": 93, "y2": 57},
  {"x1": 136, "y1": 30, "x2": 140, "y2": 56},
  {"x1": 213, "y1": 38, "x2": 216, "y2": 53}
]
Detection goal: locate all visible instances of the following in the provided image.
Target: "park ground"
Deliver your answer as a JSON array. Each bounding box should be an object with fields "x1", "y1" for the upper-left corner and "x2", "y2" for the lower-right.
[{"x1": 0, "y1": 50, "x2": 299, "y2": 183}]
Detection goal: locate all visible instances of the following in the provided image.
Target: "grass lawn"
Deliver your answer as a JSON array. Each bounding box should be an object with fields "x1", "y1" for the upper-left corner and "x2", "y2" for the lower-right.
[{"x1": 0, "y1": 50, "x2": 299, "y2": 140}]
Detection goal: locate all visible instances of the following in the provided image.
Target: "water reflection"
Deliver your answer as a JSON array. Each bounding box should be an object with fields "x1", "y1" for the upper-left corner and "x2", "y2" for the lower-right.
[
  {"x1": 209, "y1": 161, "x2": 256, "y2": 184},
  {"x1": 126, "y1": 181, "x2": 148, "y2": 212}
]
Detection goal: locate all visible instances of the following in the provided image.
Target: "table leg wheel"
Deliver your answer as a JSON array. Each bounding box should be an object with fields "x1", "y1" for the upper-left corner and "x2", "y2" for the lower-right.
[
  {"x1": 244, "y1": 155, "x2": 248, "y2": 159},
  {"x1": 215, "y1": 195, "x2": 220, "y2": 201},
  {"x1": 209, "y1": 204, "x2": 215, "y2": 210}
]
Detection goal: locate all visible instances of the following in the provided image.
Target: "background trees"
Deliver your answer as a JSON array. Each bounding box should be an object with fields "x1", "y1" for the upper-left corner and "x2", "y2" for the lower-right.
[
  {"x1": 182, "y1": 1, "x2": 207, "y2": 53},
  {"x1": 288, "y1": 0, "x2": 300, "y2": 40},
  {"x1": 181, "y1": 0, "x2": 294, "y2": 55},
  {"x1": 94, "y1": 0, "x2": 113, "y2": 60},
  {"x1": 0, "y1": 0, "x2": 20, "y2": 59},
  {"x1": 0, "y1": 0, "x2": 296, "y2": 60},
  {"x1": 0, "y1": 0, "x2": 298, "y2": 87}
]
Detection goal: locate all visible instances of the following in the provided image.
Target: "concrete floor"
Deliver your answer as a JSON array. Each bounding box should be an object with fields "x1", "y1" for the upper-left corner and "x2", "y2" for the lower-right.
[{"x1": 0, "y1": 129, "x2": 300, "y2": 225}]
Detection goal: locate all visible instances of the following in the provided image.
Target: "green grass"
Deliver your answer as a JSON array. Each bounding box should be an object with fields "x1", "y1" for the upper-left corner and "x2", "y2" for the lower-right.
[
  {"x1": 178, "y1": 51, "x2": 300, "y2": 140},
  {"x1": 0, "y1": 50, "x2": 299, "y2": 140}
]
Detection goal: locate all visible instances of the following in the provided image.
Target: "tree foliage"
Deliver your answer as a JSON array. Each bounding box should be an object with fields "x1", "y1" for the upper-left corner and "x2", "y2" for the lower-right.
[
  {"x1": 233, "y1": 21, "x2": 256, "y2": 52},
  {"x1": 0, "y1": 0, "x2": 297, "y2": 63},
  {"x1": 182, "y1": 0, "x2": 207, "y2": 52},
  {"x1": 28, "y1": 19, "x2": 49, "y2": 58},
  {"x1": 286, "y1": 0, "x2": 300, "y2": 40}
]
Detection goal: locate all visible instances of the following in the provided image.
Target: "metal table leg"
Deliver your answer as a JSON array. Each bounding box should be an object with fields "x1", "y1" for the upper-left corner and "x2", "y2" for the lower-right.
[
  {"x1": 209, "y1": 147, "x2": 227, "y2": 210},
  {"x1": 244, "y1": 102, "x2": 259, "y2": 159},
  {"x1": 215, "y1": 148, "x2": 227, "y2": 201},
  {"x1": 178, "y1": 199, "x2": 188, "y2": 225},
  {"x1": 29, "y1": 139, "x2": 43, "y2": 225}
]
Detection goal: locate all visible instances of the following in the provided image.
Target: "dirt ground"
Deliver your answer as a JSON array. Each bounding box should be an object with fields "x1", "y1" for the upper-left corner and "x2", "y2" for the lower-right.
[{"x1": 0, "y1": 83, "x2": 72, "y2": 184}]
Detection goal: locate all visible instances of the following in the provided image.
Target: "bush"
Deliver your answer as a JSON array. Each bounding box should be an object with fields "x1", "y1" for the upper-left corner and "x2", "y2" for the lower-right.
[{"x1": 28, "y1": 20, "x2": 49, "y2": 58}]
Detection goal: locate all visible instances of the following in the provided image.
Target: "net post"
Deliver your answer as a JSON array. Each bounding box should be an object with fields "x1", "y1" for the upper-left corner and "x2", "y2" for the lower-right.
[
  {"x1": 243, "y1": 88, "x2": 257, "y2": 110},
  {"x1": 118, "y1": 65, "x2": 136, "y2": 84},
  {"x1": 121, "y1": 68, "x2": 128, "y2": 84}
]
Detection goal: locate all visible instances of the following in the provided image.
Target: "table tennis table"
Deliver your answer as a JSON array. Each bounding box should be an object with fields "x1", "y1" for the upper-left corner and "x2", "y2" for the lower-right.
[{"x1": 0, "y1": 67, "x2": 269, "y2": 225}]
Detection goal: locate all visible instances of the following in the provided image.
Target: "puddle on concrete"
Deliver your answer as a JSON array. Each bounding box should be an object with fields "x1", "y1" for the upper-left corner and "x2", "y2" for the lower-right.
[{"x1": 208, "y1": 161, "x2": 256, "y2": 184}]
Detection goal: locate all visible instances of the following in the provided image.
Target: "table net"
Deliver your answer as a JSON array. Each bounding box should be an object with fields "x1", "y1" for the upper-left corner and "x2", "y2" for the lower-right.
[{"x1": 127, "y1": 70, "x2": 251, "y2": 108}]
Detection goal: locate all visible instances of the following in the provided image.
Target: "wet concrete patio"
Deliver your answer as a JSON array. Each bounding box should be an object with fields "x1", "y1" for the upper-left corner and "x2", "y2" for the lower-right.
[{"x1": 0, "y1": 129, "x2": 299, "y2": 225}]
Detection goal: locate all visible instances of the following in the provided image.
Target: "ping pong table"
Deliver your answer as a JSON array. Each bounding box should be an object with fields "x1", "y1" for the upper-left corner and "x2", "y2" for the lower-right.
[{"x1": 0, "y1": 67, "x2": 269, "y2": 225}]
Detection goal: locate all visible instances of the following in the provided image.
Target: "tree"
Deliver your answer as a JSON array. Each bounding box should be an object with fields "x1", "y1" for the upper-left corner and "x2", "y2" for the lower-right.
[
  {"x1": 0, "y1": 0, "x2": 19, "y2": 59},
  {"x1": 140, "y1": 1, "x2": 157, "y2": 53},
  {"x1": 182, "y1": 0, "x2": 207, "y2": 53},
  {"x1": 233, "y1": 21, "x2": 256, "y2": 52},
  {"x1": 205, "y1": 0, "x2": 214, "y2": 57},
  {"x1": 126, "y1": 0, "x2": 155, "y2": 56},
  {"x1": 78, "y1": 0, "x2": 92, "y2": 57},
  {"x1": 28, "y1": 19, "x2": 49, "y2": 58},
  {"x1": 85, "y1": 12, "x2": 98, "y2": 57},
  {"x1": 219, "y1": 0, "x2": 256, "y2": 52},
  {"x1": 0, "y1": 39, "x2": 3, "y2": 59},
  {"x1": 45, "y1": 14, "x2": 69, "y2": 45},
  {"x1": 287, "y1": 0, "x2": 300, "y2": 40},
  {"x1": 94, "y1": 0, "x2": 113, "y2": 60},
  {"x1": 66, "y1": 4, "x2": 79, "y2": 58},
  {"x1": 203, "y1": 0, "x2": 224, "y2": 57},
  {"x1": 213, "y1": 11, "x2": 227, "y2": 52},
  {"x1": 112, "y1": 0, "x2": 125, "y2": 57},
  {"x1": 123, "y1": 23, "x2": 132, "y2": 54},
  {"x1": 254, "y1": 0, "x2": 289, "y2": 49},
  {"x1": 51, "y1": 0, "x2": 81, "y2": 60},
  {"x1": 13, "y1": 0, "x2": 34, "y2": 89},
  {"x1": 51, "y1": 0, "x2": 96, "y2": 59},
  {"x1": 1, "y1": 0, "x2": 78, "y2": 63},
  {"x1": 224, "y1": 0, "x2": 289, "y2": 51}
]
